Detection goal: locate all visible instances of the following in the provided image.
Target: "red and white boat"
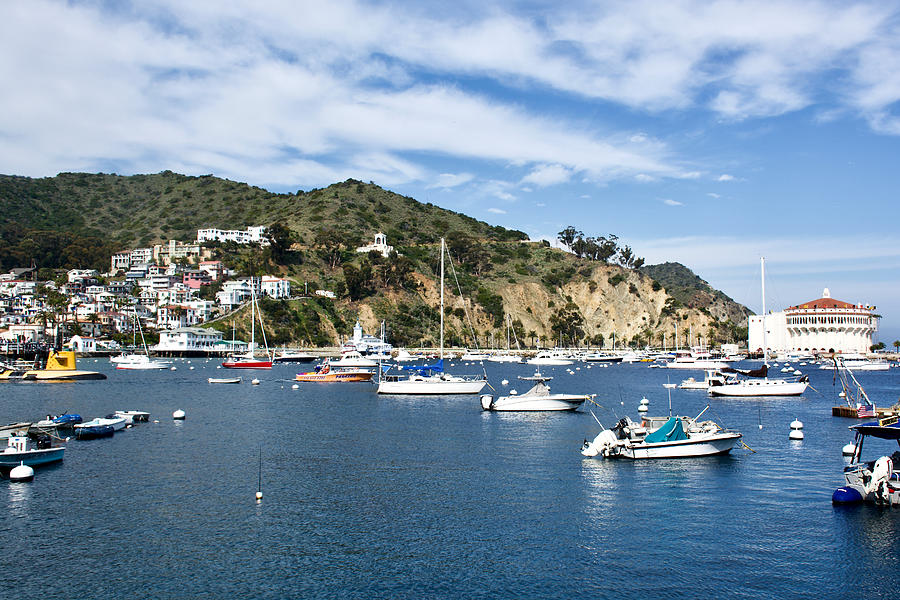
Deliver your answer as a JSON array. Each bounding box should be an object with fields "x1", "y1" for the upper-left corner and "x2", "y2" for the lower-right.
[{"x1": 223, "y1": 282, "x2": 272, "y2": 370}]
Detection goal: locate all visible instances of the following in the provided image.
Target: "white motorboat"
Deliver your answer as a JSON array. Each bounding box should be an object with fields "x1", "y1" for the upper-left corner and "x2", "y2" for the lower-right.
[
  {"x1": 582, "y1": 352, "x2": 623, "y2": 363},
  {"x1": 377, "y1": 239, "x2": 486, "y2": 395},
  {"x1": 481, "y1": 372, "x2": 593, "y2": 411},
  {"x1": 818, "y1": 354, "x2": 890, "y2": 372},
  {"x1": 332, "y1": 351, "x2": 377, "y2": 368},
  {"x1": 459, "y1": 349, "x2": 490, "y2": 361},
  {"x1": 487, "y1": 315, "x2": 523, "y2": 363},
  {"x1": 272, "y1": 349, "x2": 317, "y2": 363},
  {"x1": 527, "y1": 350, "x2": 574, "y2": 366},
  {"x1": 581, "y1": 408, "x2": 742, "y2": 459},
  {"x1": 75, "y1": 416, "x2": 127, "y2": 432},
  {"x1": 393, "y1": 349, "x2": 419, "y2": 362},
  {"x1": 664, "y1": 350, "x2": 728, "y2": 370},
  {"x1": 114, "y1": 410, "x2": 150, "y2": 423},
  {"x1": 707, "y1": 259, "x2": 809, "y2": 397},
  {"x1": 0, "y1": 421, "x2": 31, "y2": 440}
]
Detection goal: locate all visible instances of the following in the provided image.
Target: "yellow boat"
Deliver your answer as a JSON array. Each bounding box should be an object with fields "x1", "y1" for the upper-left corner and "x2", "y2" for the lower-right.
[{"x1": 0, "y1": 350, "x2": 107, "y2": 381}]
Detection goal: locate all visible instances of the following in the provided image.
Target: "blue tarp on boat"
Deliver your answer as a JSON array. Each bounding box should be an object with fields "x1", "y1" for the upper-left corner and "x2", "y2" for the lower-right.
[
  {"x1": 399, "y1": 359, "x2": 444, "y2": 374},
  {"x1": 644, "y1": 417, "x2": 689, "y2": 444}
]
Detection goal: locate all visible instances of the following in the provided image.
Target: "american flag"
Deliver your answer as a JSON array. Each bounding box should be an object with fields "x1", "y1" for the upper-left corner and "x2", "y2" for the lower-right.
[{"x1": 857, "y1": 404, "x2": 876, "y2": 418}]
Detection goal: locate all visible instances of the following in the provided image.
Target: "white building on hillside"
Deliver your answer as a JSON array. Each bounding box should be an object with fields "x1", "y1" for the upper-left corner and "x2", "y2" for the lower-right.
[
  {"x1": 748, "y1": 288, "x2": 879, "y2": 355},
  {"x1": 356, "y1": 233, "x2": 394, "y2": 258},
  {"x1": 155, "y1": 327, "x2": 224, "y2": 353},
  {"x1": 197, "y1": 226, "x2": 268, "y2": 246},
  {"x1": 261, "y1": 276, "x2": 291, "y2": 299}
]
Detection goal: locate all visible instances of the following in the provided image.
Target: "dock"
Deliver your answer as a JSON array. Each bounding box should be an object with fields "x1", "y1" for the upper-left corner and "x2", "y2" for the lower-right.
[{"x1": 832, "y1": 405, "x2": 899, "y2": 419}]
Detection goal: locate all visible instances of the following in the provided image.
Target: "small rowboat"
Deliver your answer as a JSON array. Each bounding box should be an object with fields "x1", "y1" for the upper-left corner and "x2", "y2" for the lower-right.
[{"x1": 208, "y1": 377, "x2": 242, "y2": 384}]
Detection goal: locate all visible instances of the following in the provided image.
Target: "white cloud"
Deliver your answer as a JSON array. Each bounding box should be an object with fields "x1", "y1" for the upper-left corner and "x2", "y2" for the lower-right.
[
  {"x1": 663, "y1": 199, "x2": 683, "y2": 206},
  {"x1": 521, "y1": 164, "x2": 573, "y2": 187},
  {"x1": 717, "y1": 174, "x2": 736, "y2": 182},
  {"x1": 707, "y1": 192, "x2": 721, "y2": 198},
  {"x1": 427, "y1": 172, "x2": 474, "y2": 189},
  {"x1": 634, "y1": 173, "x2": 655, "y2": 182},
  {"x1": 487, "y1": 207, "x2": 507, "y2": 214}
]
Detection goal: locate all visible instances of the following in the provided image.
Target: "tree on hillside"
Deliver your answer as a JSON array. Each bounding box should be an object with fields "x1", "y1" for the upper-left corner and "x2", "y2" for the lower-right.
[
  {"x1": 549, "y1": 301, "x2": 585, "y2": 346},
  {"x1": 893, "y1": 340, "x2": 900, "y2": 353},
  {"x1": 264, "y1": 221, "x2": 295, "y2": 264},
  {"x1": 557, "y1": 226, "x2": 581, "y2": 251}
]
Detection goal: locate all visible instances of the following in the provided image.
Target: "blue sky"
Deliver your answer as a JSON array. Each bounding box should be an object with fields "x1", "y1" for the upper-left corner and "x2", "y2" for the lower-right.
[{"x1": 2, "y1": 0, "x2": 899, "y2": 343}]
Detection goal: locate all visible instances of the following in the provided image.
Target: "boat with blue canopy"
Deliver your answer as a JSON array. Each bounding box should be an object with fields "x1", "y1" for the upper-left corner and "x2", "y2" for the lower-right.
[{"x1": 581, "y1": 405, "x2": 743, "y2": 459}]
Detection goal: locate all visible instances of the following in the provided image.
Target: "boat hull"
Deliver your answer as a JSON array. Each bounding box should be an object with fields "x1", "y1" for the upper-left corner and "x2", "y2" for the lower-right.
[
  {"x1": 295, "y1": 370, "x2": 374, "y2": 382},
  {"x1": 483, "y1": 394, "x2": 588, "y2": 411},
  {"x1": 208, "y1": 377, "x2": 242, "y2": 384},
  {"x1": 222, "y1": 360, "x2": 273, "y2": 369},
  {"x1": 618, "y1": 433, "x2": 742, "y2": 459},
  {"x1": 708, "y1": 379, "x2": 808, "y2": 397},
  {"x1": 0, "y1": 447, "x2": 65, "y2": 469},
  {"x1": 0, "y1": 369, "x2": 107, "y2": 381},
  {"x1": 377, "y1": 378, "x2": 487, "y2": 395}
]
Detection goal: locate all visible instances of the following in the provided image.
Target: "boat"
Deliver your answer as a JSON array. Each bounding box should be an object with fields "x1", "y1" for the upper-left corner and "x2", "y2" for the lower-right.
[
  {"x1": 707, "y1": 258, "x2": 810, "y2": 397},
  {"x1": 459, "y1": 349, "x2": 490, "y2": 361},
  {"x1": 527, "y1": 350, "x2": 574, "y2": 366},
  {"x1": 113, "y1": 312, "x2": 172, "y2": 370},
  {"x1": 480, "y1": 372, "x2": 594, "y2": 411},
  {"x1": 0, "y1": 422, "x2": 31, "y2": 440},
  {"x1": 377, "y1": 239, "x2": 487, "y2": 395},
  {"x1": 331, "y1": 350, "x2": 377, "y2": 368},
  {"x1": 818, "y1": 354, "x2": 890, "y2": 372},
  {"x1": 208, "y1": 376, "x2": 242, "y2": 384},
  {"x1": 294, "y1": 359, "x2": 374, "y2": 382},
  {"x1": 341, "y1": 319, "x2": 393, "y2": 356},
  {"x1": 663, "y1": 350, "x2": 728, "y2": 370},
  {"x1": 114, "y1": 410, "x2": 150, "y2": 423},
  {"x1": 75, "y1": 416, "x2": 126, "y2": 433},
  {"x1": 0, "y1": 349, "x2": 107, "y2": 381},
  {"x1": 32, "y1": 413, "x2": 83, "y2": 431},
  {"x1": 74, "y1": 424, "x2": 115, "y2": 440},
  {"x1": 0, "y1": 434, "x2": 65, "y2": 470},
  {"x1": 272, "y1": 349, "x2": 317, "y2": 363},
  {"x1": 833, "y1": 416, "x2": 900, "y2": 506},
  {"x1": 487, "y1": 315, "x2": 523, "y2": 363},
  {"x1": 582, "y1": 352, "x2": 623, "y2": 363},
  {"x1": 393, "y1": 349, "x2": 419, "y2": 362},
  {"x1": 581, "y1": 406, "x2": 742, "y2": 459},
  {"x1": 223, "y1": 282, "x2": 273, "y2": 369},
  {"x1": 679, "y1": 369, "x2": 729, "y2": 390}
]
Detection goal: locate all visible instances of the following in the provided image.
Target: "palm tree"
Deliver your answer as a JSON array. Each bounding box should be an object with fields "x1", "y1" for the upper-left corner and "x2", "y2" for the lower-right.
[
  {"x1": 528, "y1": 330, "x2": 537, "y2": 349},
  {"x1": 893, "y1": 340, "x2": 900, "y2": 354}
]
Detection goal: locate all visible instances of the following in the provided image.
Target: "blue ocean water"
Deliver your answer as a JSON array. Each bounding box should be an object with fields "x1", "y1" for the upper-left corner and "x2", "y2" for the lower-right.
[{"x1": 2, "y1": 358, "x2": 899, "y2": 599}]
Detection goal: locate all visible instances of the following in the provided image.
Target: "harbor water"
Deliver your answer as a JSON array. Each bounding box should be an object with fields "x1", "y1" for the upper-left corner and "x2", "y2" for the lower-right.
[{"x1": 2, "y1": 359, "x2": 900, "y2": 598}]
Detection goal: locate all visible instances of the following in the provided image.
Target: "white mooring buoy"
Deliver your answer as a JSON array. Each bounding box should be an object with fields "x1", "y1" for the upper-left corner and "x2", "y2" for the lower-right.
[
  {"x1": 790, "y1": 418, "x2": 803, "y2": 430},
  {"x1": 173, "y1": 409, "x2": 186, "y2": 420},
  {"x1": 789, "y1": 429, "x2": 804, "y2": 440},
  {"x1": 638, "y1": 404, "x2": 649, "y2": 413},
  {"x1": 9, "y1": 462, "x2": 34, "y2": 482},
  {"x1": 501, "y1": 379, "x2": 509, "y2": 386},
  {"x1": 640, "y1": 397, "x2": 650, "y2": 405},
  {"x1": 842, "y1": 443, "x2": 856, "y2": 456},
  {"x1": 251, "y1": 378, "x2": 260, "y2": 385},
  {"x1": 292, "y1": 384, "x2": 299, "y2": 389}
]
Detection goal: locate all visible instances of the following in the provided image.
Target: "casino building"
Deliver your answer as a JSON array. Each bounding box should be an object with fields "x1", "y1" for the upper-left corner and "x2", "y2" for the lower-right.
[{"x1": 748, "y1": 289, "x2": 879, "y2": 355}]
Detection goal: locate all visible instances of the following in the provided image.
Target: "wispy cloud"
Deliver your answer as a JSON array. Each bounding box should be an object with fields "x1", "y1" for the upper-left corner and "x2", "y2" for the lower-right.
[
  {"x1": 487, "y1": 207, "x2": 507, "y2": 214},
  {"x1": 427, "y1": 172, "x2": 474, "y2": 189},
  {"x1": 717, "y1": 174, "x2": 736, "y2": 182},
  {"x1": 663, "y1": 199, "x2": 683, "y2": 206}
]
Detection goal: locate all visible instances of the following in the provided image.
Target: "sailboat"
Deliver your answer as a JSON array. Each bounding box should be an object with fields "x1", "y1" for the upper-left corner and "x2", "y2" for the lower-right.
[
  {"x1": 377, "y1": 239, "x2": 487, "y2": 394},
  {"x1": 222, "y1": 281, "x2": 273, "y2": 369},
  {"x1": 113, "y1": 311, "x2": 172, "y2": 370},
  {"x1": 487, "y1": 314, "x2": 522, "y2": 363},
  {"x1": 707, "y1": 257, "x2": 809, "y2": 397}
]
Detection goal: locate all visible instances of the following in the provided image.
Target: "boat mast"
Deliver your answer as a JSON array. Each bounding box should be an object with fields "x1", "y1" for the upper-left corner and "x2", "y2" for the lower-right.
[
  {"x1": 250, "y1": 279, "x2": 256, "y2": 356},
  {"x1": 440, "y1": 238, "x2": 444, "y2": 361},
  {"x1": 761, "y1": 257, "x2": 767, "y2": 367}
]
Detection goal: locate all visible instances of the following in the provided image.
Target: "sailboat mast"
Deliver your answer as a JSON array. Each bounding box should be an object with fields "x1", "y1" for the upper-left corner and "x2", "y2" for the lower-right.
[
  {"x1": 250, "y1": 278, "x2": 256, "y2": 355},
  {"x1": 440, "y1": 238, "x2": 445, "y2": 360},
  {"x1": 761, "y1": 257, "x2": 767, "y2": 366}
]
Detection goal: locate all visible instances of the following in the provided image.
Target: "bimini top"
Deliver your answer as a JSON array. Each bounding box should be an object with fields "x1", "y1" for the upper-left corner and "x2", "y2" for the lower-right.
[
  {"x1": 644, "y1": 417, "x2": 689, "y2": 444},
  {"x1": 850, "y1": 419, "x2": 900, "y2": 440}
]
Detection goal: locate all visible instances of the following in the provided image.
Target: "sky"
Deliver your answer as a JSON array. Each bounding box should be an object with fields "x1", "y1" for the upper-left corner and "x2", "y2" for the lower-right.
[{"x1": 2, "y1": 0, "x2": 900, "y2": 343}]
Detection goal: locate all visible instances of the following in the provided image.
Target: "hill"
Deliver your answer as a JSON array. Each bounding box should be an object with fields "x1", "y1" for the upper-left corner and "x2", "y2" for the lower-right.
[{"x1": 0, "y1": 171, "x2": 750, "y2": 348}]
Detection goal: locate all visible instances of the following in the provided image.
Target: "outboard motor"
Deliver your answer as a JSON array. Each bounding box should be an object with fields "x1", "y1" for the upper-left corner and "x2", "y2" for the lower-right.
[
  {"x1": 868, "y1": 456, "x2": 894, "y2": 505},
  {"x1": 480, "y1": 395, "x2": 494, "y2": 410}
]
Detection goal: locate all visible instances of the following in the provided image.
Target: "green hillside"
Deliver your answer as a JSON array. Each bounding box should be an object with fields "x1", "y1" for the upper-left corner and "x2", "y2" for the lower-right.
[{"x1": 0, "y1": 171, "x2": 751, "y2": 348}]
